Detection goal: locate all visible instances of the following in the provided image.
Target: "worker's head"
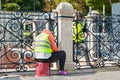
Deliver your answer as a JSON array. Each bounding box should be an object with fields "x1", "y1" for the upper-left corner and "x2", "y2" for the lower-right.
[
  {"x1": 24, "y1": 21, "x2": 32, "y2": 31},
  {"x1": 73, "y1": 12, "x2": 83, "y2": 20}
]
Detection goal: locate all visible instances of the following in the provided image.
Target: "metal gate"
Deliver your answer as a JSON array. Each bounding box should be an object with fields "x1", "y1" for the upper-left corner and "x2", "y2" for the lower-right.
[
  {"x1": 1, "y1": 11, "x2": 120, "y2": 72},
  {"x1": 73, "y1": 13, "x2": 120, "y2": 69},
  {"x1": 0, "y1": 10, "x2": 58, "y2": 72}
]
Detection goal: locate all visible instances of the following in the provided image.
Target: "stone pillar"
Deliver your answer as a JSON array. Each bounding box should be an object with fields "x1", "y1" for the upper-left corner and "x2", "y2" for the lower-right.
[
  {"x1": 53, "y1": 2, "x2": 76, "y2": 70},
  {"x1": 85, "y1": 10, "x2": 99, "y2": 62}
]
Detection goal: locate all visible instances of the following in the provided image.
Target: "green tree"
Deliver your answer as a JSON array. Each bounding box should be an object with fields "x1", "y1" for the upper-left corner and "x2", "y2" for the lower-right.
[
  {"x1": 53, "y1": 0, "x2": 87, "y2": 12},
  {"x1": 2, "y1": 0, "x2": 19, "y2": 11},
  {"x1": 48, "y1": 0, "x2": 72, "y2": 11},
  {"x1": 111, "y1": 0, "x2": 120, "y2": 3},
  {"x1": 85, "y1": 0, "x2": 104, "y2": 14},
  {"x1": 85, "y1": 0, "x2": 120, "y2": 15},
  {"x1": 2, "y1": 0, "x2": 120, "y2": 13},
  {"x1": 4, "y1": 3, "x2": 19, "y2": 11},
  {"x1": 71, "y1": 0, "x2": 86, "y2": 12},
  {"x1": 17, "y1": 0, "x2": 45, "y2": 11},
  {"x1": 2, "y1": 0, "x2": 45, "y2": 11},
  {"x1": 55, "y1": 0, "x2": 71, "y2": 4}
]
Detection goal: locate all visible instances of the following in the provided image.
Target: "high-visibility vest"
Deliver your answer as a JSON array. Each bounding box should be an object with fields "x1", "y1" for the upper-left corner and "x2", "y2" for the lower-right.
[
  {"x1": 34, "y1": 33, "x2": 52, "y2": 59},
  {"x1": 24, "y1": 31, "x2": 31, "y2": 36},
  {"x1": 24, "y1": 23, "x2": 31, "y2": 36},
  {"x1": 54, "y1": 27, "x2": 57, "y2": 37},
  {"x1": 72, "y1": 21, "x2": 85, "y2": 43}
]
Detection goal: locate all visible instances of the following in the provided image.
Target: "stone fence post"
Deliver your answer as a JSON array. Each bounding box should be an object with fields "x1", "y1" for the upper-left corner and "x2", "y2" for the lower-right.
[{"x1": 53, "y1": 2, "x2": 76, "y2": 70}]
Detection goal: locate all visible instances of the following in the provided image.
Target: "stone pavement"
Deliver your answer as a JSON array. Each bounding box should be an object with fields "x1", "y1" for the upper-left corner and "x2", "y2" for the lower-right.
[{"x1": 0, "y1": 67, "x2": 120, "y2": 80}]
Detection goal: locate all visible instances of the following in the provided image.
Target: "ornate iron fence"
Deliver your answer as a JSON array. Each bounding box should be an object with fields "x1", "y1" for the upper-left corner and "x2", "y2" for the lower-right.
[
  {"x1": 0, "y1": 10, "x2": 120, "y2": 72},
  {"x1": 0, "y1": 10, "x2": 58, "y2": 72},
  {"x1": 73, "y1": 13, "x2": 120, "y2": 69}
]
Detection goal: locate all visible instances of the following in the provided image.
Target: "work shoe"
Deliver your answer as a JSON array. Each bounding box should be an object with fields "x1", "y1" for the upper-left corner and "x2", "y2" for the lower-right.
[{"x1": 58, "y1": 70, "x2": 69, "y2": 75}]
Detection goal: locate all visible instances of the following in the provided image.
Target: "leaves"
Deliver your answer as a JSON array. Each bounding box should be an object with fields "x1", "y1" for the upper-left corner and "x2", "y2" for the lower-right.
[
  {"x1": 2, "y1": 0, "x2": 45, "y2": 11},
  {"x1": 4, "y1": 3, "x2": 19, "y2": 11},
  {"x1": 1, "y1": 0, "x2": 120, "y2": 15}
]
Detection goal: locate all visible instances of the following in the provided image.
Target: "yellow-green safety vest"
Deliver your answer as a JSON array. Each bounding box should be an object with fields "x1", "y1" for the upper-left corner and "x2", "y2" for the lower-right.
[
  {"x1": 24, "y1": 31, "x2": 31, "y2": 36},
  {"x1": 72, "y1": 21, "x2": 85, "y2": 42},
  {"x1": 24, "y1": 23, "x2": 31, "y2": 36},
  {"x1": 34, "y1": 33, "x2": 52, "y2": 54}
]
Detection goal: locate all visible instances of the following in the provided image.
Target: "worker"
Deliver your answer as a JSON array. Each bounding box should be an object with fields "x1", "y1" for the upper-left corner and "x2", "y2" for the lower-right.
[
  {"x1": 72, "y1": 13, "x2": 93, "y2": 68},
  {"x1": 33, "y1": 20, "x2": 68, "y2": 75},
  {"x1": 24, "y1": 21, "x2": 33, "y2": 46}
]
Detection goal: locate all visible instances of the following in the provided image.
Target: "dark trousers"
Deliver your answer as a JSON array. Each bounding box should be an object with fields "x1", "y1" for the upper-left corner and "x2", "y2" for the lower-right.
[{"x1": 35, "y1": 50, "x2": 66, "y2": 71}]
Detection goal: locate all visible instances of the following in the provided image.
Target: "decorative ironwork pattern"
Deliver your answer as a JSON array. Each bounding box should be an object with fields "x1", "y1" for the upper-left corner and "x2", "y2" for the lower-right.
[
  {"x1": 73, "y1": 14, "x2": 120, "y2": 69},
  {"x1": 0, "y1": 10, "x2": 58, "y2": 72}
]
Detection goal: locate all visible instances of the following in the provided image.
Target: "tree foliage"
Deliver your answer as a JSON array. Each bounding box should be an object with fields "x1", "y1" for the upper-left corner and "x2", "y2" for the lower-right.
[
  {"x1": 1, "y1": 0, "x2": 45, "y2": 11},
  {"x1": 1, "y1": 0, "x2": 120, "y2": 15},
  {"x1": 111, "y1": 0, "x2": 120, "y2": 3},
  {"x1": 2, "y1": 0, "x2": 19, "y2": 10},
  {"x1": 54, "y1": 0, "x2": 120, "y2": 15},
  {"x1": 18, "y1": 0, "x2": 45, "y2": 11},
  {"x1": 85, "y1": 0, "x2": 120, "y2": 15},
  {"x1": 53, "y1": 0, "x2": 87, "y2": 13},
  {"x1": 4, "y1": 3, "x2": 19, "y2": 11}
]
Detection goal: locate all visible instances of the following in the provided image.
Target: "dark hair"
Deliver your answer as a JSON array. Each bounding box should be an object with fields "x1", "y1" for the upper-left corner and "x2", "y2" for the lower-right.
[{"x1": 74, "y1": 12, "x2": 84, "y2": 20}]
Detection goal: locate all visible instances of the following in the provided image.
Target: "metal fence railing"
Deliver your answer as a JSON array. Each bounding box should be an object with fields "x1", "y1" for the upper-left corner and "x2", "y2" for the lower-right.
[
  {"x1": 0, "y1": 10, "x2": 58, "y2": 72},
  {"x1": 73, "y1": 13, "x2": 120, "y2": 69}
]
